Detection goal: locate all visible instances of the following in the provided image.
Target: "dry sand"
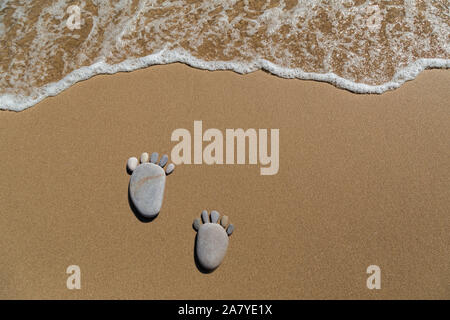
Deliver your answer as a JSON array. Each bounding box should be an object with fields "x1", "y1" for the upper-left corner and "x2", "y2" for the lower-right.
[{"x1": 0, "y1": 64, "x2": 449, "y2": 299}]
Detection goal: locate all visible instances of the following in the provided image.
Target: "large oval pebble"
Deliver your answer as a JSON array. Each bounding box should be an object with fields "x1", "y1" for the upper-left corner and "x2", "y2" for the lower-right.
[
  {"x1": 196, "y1": 223, "x2": 229, "y2": 271},
  {"x1": 129, "y1": 163, "x2": 166, "y2": 218}
]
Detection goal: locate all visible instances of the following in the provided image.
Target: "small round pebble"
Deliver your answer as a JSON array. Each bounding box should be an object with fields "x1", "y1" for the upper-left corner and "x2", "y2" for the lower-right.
[
  {"x1": 150, "y1": 152, "x2": 159, "y2": 164},
  {"x1": 159, "y1": 154, "x2": 168, "y2": 167},
  {"x1": 210, "y1": 210, "x2": 220, "y2": 223},
  {"x1": 127, "y1": 157, "x2": 138, "y2": 172},
  {"x1": 193, "y1": 218, "x2": 201, "y2": 231},
  {"x1": 226, "y1": 224, "x2": 234, "y2": 236},
  {"x1": 140, "y1": 152, "x2": 149, "y2": 163},
  {"x1": 201, "y1": 210, "x2": 209, "y2": 223},
  {"x1": 220, "y1": 216, "x2": 229, "y2": 228},
  {"x1": 165, "y1": 163, "x2": 175, "y2": 175}
]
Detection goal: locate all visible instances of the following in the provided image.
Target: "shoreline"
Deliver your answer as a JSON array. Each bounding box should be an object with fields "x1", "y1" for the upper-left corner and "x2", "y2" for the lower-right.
[{"x1": 1, "y1": 55, "x2": 449, "y2": 112}]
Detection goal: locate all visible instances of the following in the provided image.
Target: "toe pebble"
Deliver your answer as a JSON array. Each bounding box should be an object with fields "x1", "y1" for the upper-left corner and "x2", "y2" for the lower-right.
[
  {"x1": 220, "y1": 216, "x2": 229, "y2": 228},
  {"x1": 210, "y1": 210, "x2": 220, "y2": 223},
  {"x1": 127, "y1": 157, "x2": 138, "y2": 172},
  {"x1": 140, "y1": 152, "x2": 149, "y2": 163},
  {"x1": 150, "y1": 152, "x2": 159, "y2": 163},
  {"x1": 201, "y1": 210, "x2": 209, "y2": 223},
  {"x1": 226, "y1": 224, "x2": 234, "y2": 236},
  {"x1": 193, "y1": 218, "x2": 201, "y2": 231},
  {"x1": 159, "y1": 154, "x2": 168, "y2": 167},
  {"x1": 165, "y1": 163, "x2": 175, "y2": 175}
]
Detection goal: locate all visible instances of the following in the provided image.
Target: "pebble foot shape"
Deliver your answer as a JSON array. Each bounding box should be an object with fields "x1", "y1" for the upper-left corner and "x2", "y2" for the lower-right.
[
  {"x1": 127, "y1": 152, "x2": 175, "y2": 219},
  {"x1": 193, "y1": 210, "x2": 234, "y2": 272}
]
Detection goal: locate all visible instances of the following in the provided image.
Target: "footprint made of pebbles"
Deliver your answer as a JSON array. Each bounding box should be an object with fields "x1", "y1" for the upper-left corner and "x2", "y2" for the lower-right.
[
  {"x1": 193, "y1": 210, "x2": 234, "y2": 272},
  {"x1": 127, "y1": 152, "x2": 175, "y2": 219}
]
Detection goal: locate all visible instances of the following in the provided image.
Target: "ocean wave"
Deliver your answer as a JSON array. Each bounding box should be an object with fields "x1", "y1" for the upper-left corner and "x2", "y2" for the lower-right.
[{"x1": 1, "y1": 0, "x2": 449, "y2": 111}]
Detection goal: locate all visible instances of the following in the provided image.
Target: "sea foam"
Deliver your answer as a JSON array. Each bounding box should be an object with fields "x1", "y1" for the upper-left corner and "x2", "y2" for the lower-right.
[{"x1": 0, "y1": 0, "x2": 449, "y2": 111}]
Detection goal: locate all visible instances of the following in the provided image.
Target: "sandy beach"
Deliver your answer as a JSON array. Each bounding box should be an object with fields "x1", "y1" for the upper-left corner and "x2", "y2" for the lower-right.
[{"x1": 0, "y1": 64, "x2": 448, "y2": 299}]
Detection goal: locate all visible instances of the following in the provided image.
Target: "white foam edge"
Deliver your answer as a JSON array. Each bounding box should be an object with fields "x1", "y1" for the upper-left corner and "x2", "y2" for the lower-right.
[{"x1": 1, "y1": 48, "x2": 449, "y2": 111}]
